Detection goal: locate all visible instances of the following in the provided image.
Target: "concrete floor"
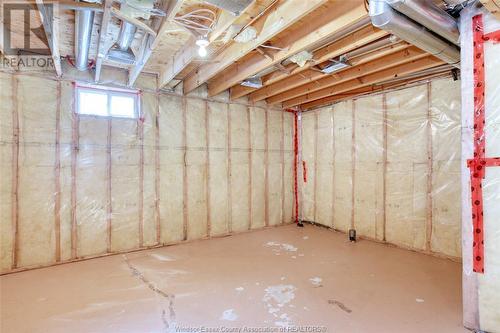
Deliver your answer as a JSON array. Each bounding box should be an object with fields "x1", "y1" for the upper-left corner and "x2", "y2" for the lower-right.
[{"x1": 1, "y1": 224, "x2": 466, "y2": 333}]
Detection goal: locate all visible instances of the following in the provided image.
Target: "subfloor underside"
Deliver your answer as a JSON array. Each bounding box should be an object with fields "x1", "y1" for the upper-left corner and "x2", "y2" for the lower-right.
[{"x1": 0, "y1": 224, "x2": 466, "y2": 333}]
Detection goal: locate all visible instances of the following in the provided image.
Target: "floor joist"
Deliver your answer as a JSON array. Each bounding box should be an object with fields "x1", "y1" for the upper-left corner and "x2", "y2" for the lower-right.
[
  {"x1": 247, "y1": 40, "x2": 410, "y2": 103},
  {"x1": 181, "y1": 0, "x2": 329, "y2": 94},
  {"x1": 207, "y1": 0, "x2": 369, "y2": 97},
  {"x1": 230, "y1": 24, "x2": 387, "y2": 100},
  {"x1": 268, "y1": 46, "x2": 427, "y2": 105},
  {"x1": 282, "y1": 55, "x2": 444, "y2": 108}
]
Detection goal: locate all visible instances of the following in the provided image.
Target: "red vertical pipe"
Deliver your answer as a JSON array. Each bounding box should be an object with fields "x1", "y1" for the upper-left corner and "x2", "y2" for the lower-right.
[{"x1": 293, "y1": 111, "x2": 299, "y2": 224}]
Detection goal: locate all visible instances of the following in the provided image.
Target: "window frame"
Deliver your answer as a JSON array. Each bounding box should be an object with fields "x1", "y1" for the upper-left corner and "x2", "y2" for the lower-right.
[{"x1": 75, "y1": 83, "x2": 141, "y2": 120}]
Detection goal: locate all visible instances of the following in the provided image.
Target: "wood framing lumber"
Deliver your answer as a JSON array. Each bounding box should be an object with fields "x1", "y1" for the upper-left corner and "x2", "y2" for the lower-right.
[
  {"x1": 479, "y1": 0, "x2": 500, "y2": 19},
  {"x1": 111, "y1": 7, "x2": 157, "y2": 37},
  {"x1": 22, "y1": 1, "x2": 104, "y2": 11},
  {"x1": 208, "y1": 0, "x2": 368, "y2": 97},
  {"x1": 241, "y1": 38, "x2": 409, "y2": 103},
  {"x1": 282, "y1": 55, "x2": 444, "y2": 108},
  {"x1": 128, "y1": 0, "x2": 183, "y2": 86},
  {"x1": 181, "y1": 0, "x2": 329, "y2": 94},
  {"x1": 152, "y1": 0, "x2": 186, "y2": 50},
  {"x1": 299, "y1": 69, "x2": 450, "y2": 109},
  {"x1": 59, "y1": 1, "x2": 103, "y2": 12},
  {"x1": 268, "y1": 46, "x2": 426, "y2": 105},
  {"x1": 36, "y1": 0, "x2": 62, "y2": 77},
  {"x1": 158, "y1": 36, "x2": 196, "y2": 86},
  {"x1": 158, "y1": 2, "x2": 256, "y2": 88},
  {"x1": 94, "y1": 0, "x2": 113, "y2": 82},
  {"x1": 230, "y1": 24, "x2": 387, "y2": 100}
]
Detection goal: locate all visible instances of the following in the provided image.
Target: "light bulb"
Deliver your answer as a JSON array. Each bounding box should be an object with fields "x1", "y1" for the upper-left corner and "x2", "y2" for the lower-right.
[{"x1": 198, "y1": 45, "x2": 207, "y2": 57}]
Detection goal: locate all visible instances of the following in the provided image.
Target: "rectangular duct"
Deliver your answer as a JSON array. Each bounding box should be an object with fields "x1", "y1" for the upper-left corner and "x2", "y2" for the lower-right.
[{"x1": 204, "y1": 0, "x2": 254, "y2": 15}]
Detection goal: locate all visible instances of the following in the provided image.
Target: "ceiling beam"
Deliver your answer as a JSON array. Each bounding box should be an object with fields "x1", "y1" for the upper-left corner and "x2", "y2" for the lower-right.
[
  {"x1": 182, "y1": 0, "x2": 329, "y2": 94},
  {"x1": 158, "y1": 3, "x2": 259, "y2": 89},
  {"x1": 229, "y1": 23, "x2": 386, "y2": 100},
  {"x1": 152, "y1": 0, "x2": 186, "y2": 50},
  {"x1": 127, "y1": 0, "x2": 183, "y2": 87},
  {"x1": 111, "y1": 7, "x2": 157, "y2": 37},
  {"x1": 158, "y1": 36, "x2": 197, "y2": 88},
  {"x1": 281, "y1": 55, "x2": 444, "y2": 108},
  {"x1": 36, "y1": 0, "x2": 62, "y2": 77},
  {"x1": 231, "y1": 27, "x2": 395, "y2": 101},
  {"x1": 22, "y1": 1, "x2": 103, "y2": 11},
  {"x1": 479, "y1": 0, "x2": 500, "y2": 19},
  {"x1": 94, "y1": 0, "x2": 114, "y2": 82},
  {"x1": 208, "y1": 0, "x2": 368, "y2": 97},
  {"x1": 300, "y1": 68, "x2": 452, "y2": 110},
  {"x1": 268, "y1": 45, "x2": 425, "y2": 105},
  {"x1": 247, "y1": 41, "x2": 410, "y2": 102}
]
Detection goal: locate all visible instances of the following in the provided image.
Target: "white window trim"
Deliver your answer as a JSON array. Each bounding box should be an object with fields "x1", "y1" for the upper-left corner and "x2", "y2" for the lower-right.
[{"x1": 75, "y1": 83, "x2": 141, "y2": 120}]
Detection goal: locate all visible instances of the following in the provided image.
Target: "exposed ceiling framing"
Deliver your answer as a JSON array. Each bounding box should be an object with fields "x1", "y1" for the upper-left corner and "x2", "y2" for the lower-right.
[
  {"x1": 479, "y1": 0, "x2": 500, "y2": 19},
  {"x1": 6, "y1": 0, "x2": 463, "y2": 111},
  {"x1": 182, "y1": 0, "x2": 330, "y2": 93},
  {"x1": 35, "y1": 0, "x2": 63, "y2": 77}
]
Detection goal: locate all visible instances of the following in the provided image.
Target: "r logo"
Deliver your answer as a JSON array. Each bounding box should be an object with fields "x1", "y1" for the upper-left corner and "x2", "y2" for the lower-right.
[{"x1": 3, "y1": 2, "x2": 52, "y2": 56}]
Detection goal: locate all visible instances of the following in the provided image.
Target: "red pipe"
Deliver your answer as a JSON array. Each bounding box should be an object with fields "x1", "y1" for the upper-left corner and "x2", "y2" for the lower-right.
[
  {"x1": 293, "y1": 111, "x2": 299, "y2": 224},
  {"x1": 302, "y1": 161, "x2": 307, "y2": 183}
]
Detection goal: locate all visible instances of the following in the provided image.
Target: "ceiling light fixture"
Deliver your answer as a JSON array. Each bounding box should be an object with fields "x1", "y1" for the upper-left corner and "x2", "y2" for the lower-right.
[
  {"x1": 321, "y1": 56, "x2": 350, "y2": 74},
  {"x1": 196, "y1": 36, "x2": 209, "y2": 57}
]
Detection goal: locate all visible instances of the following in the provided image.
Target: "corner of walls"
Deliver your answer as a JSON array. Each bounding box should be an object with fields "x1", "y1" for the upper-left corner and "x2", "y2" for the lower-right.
[{"x1": 0, "y1": 70, "x2": 296, "y2": 275}]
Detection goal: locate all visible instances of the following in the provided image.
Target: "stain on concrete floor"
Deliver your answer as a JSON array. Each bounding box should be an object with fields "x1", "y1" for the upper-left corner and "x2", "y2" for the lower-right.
[{"x1": 0, "y1": 224, "x2": 466, "y2": 333}]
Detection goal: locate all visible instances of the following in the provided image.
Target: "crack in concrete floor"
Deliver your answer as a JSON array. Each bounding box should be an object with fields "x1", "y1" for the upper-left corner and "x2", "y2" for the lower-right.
[{"x1": 123, "y1": 254, "x2": 176, "y2": 332}]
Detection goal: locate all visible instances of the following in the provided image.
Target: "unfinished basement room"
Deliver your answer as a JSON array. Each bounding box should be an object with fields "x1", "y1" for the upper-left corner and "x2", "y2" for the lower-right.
[{"x1": 0, "y1": 0, "x2": 499, "y2": 332}]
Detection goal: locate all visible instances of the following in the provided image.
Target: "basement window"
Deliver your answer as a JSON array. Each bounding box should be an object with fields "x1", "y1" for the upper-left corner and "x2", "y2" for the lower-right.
[{"x1": 76, "y1": 84, "x2": 140, "y2": 119}]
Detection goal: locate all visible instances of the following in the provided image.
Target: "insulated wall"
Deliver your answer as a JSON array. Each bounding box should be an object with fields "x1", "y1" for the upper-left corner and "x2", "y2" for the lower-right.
[
  {"x1": 0, "y1": 71, "x2": 294, "y2": 274},
  {"x1": 460, "y1": 7, "x2": 500, "y2": 332},
  {"x1": 301, "y1": 78, "x2": 462, "y2": 259}
]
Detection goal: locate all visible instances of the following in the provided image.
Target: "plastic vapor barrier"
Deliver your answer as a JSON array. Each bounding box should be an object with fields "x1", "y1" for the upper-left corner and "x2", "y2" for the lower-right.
[
  {"x1": 301, "y1": 77, "x2": 462, "y2": 259},
  {"x1": 460, "y1": 5, "x2": 500, "y2": 332},
  {"x1": 0, "y1": 72, "x2": 295, "y2": 274}
]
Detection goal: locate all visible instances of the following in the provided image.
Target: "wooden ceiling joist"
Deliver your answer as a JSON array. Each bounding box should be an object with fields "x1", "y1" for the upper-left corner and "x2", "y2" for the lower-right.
[
  {"x1": 181, "y1": 0, "x2": 329, "y2": 94},
  {"x1": 127, "y1": 0, "x2": 183, "y2": 86},
  {"x1": 247, "y1": 41, "x2": 410, "y2": 102},
  {"x1": 208, "y1": 0, "x2": 368, "y2": 97},
  {"x1": 159, "y1": 36, "x2": 197, "y2": 88},
  {"x1": 281, "y1": 55, "x2": 444, "y2": 108},
  {"x1": 301, "y1": 68, "x2": 453, "y2": 110},
  {"x1": 248, "y1": 42, "x2": 410, "y2": 103},
  {"x1": 158, "y1": 2, "x2": 259, "y2": 89},
  {"x1": 229, "y1": 24, "x2": 387, "y2": 100},
  {"x1": 479, "y1": 0, "x2": 500, "y2": 19},
  {"x1": 267, "y1": 46, "x2": 426, "y2": 105},
  {"x1": 36, "y1": 0, "x2": 62, "y2": 77},
  {"x1": 239, "y1": 39, "x2": 409, "y2": 105},
  {"x1": 94, "y1": 0, "x2": 114, "y2": 82},
  {"x1": 22, "y1": 0, "x2": 104, "y2": 11}
]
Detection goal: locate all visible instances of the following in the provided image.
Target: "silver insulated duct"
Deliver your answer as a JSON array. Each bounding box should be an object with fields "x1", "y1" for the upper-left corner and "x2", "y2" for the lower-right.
[
  {"x1": 386, "y1": 0, "x2": 459, "y2": 45},
  {"x1": 75, "y1": 1, "x2": 95, "y2": 71},
  {"x1": 369, "y1": 0, "x2": 460, "y2": 66},
  {"x1": 107, "y1": 21, "x2": 137, "y2": 64}
]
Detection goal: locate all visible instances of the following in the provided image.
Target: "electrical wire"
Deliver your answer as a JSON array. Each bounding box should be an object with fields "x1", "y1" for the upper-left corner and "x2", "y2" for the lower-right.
[
  {"x1": 260, "y1": 44, "x2": 286, "y2": 51},
  {"x1": 173, "y1": 9, "x2": 216, "y2": 37},
  {"x1": 114, "y1": 0, "x2": 166, "y2": 17}
]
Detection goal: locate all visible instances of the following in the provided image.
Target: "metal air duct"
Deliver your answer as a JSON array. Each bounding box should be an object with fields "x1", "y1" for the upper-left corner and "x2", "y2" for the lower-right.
[
  {"x1": 75, "y1": 1, "x2": 95, "y2": 71},
  {"x1": 108, "y1": 21, "x2": 137, "y2": 64},
  {"x1": 369, "y1": 0, "x2": 460, "y2": 66},
  {"x1": 386, "y1": 0, "x2": 459, "y2": 45}
]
